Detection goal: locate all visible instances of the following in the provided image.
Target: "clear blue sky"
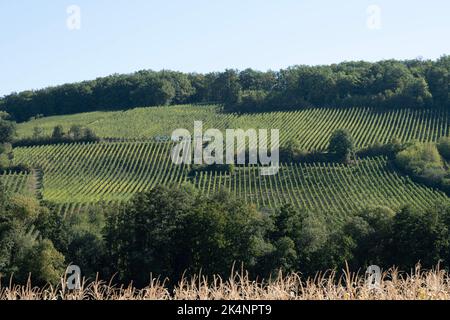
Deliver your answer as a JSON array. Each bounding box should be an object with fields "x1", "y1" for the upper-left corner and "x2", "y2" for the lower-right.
[{"x1": 1, "y1": 0, "x2": 449, "y2": 96}]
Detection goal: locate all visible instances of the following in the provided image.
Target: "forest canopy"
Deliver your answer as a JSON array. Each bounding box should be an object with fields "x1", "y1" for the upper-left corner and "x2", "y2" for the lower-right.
[{"x1": 0, "y1": 56, "x2": 449, "y2": 122}]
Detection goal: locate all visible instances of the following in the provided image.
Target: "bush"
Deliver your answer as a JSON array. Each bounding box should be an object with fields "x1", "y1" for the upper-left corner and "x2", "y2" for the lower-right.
[
  {"x1": 189, "y1": 164, "x2": 235, "y2": 176},
  {"x1": 438, "y1": 136, "x2": 450, "y2": 160},
  {"x1": 279, "y1": 139, "x2": 303, "y2": 162},
  {"x1": 19, "y1": 239, "x2": 66, "y2": 285},
  {"x1": 51, "y1": 125, "x2": 65, "y2": 140},
  {"x1": 0, "y1": 117, "x2": 16, "y2": 143},
  {"x1": 357, "y1": 138, "x2": 405, "y2": 158},
  {"x1": 233, "y1": 90, "x2": 268, "y2": 112},
  {"x1": 395, "y1": 141, "x2": 448, "y2": 191},
  {"x1": 0, "y1": 144, "x2": 13, "y2": 169},
  {"x1": 396, "y1": 142, "x2": 444, "y2": 172}
]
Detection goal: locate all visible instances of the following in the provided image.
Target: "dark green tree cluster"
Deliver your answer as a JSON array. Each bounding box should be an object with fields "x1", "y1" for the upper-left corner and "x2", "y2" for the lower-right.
[
  {"x1": 104, "y1": 185, "x2": 270, "y2": 284},
  {"x1": 1, "y1": 57, "x2": 449, "y2": 122},
  {"x1": 339, "y1": 205, "x2": 450, "y2": 270},
  {"x1": 0, "y1": 112, "x2": 15, "y2": 170},
  {"x1": 3, "y1": 183, "x2": 450, "y2": 287},
  {"x1": 0, "y1": 187, "x2": 66, "y2": 285},
  {"x1": 102, "y1": 188, "x2": 450, "y2": 283},
  {"x1": 263, "y1": 203, "x2": 450, "y2": 275},
  {"x1": 328, "y1": 129, "x2": 355, "y2": 163},
  {"x1": 245, "y1": 57, "x2": 448, "y2": 113}
]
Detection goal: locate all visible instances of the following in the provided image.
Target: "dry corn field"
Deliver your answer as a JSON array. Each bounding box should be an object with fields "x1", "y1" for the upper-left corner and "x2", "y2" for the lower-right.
[{"x1": 2, "y1": 264, "x2": 450, "y2": 300}]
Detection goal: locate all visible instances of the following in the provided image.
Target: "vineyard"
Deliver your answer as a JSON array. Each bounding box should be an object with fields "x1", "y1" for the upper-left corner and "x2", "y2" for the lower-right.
[
  {"x1": 12, "y1": 140, "x2": 449, "y2": 218},
  {"x1": 5, "y1": 105, "x2": 450, "y2": 218},
  {"x1": 0, "y1": 171, "x2": 34, "y2": 196},
  {"x1": 17, "y1": 105, "x2": 450, "y2": 150}
]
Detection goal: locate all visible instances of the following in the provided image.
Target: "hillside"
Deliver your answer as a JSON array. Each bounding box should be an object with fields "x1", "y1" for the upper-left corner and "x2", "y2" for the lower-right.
[
  {"x1": 8, "y1": 105, "x2": 449, "y2": 218},
  {"x1": 13, "y1": 140, "x2": 448, "y2": 212},
  {"x1": 17, "y1": 105, "x2": 450, "y2": 150},
  {"x1": 3, "y1": 1, "x2": 450, "y2": 304}
]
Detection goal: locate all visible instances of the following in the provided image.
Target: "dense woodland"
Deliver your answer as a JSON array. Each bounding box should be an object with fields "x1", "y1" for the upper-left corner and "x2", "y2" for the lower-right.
[
  {"x1": 2, "y1": 181, "x2": 450, "y2": 287},
  {"x1": 1, "y1": 56, "x2": 449, "y2": 122}
]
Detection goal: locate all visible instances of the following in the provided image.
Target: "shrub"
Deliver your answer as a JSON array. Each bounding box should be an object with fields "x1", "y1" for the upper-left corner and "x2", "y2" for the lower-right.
[
  {"x1": 396, "y1": 142, "x2": 444, "y2": 172},
  {"x1": 438, "y1": 136, "x2": 450, "y2": 160},
  {"x1": 395, "y1": 142, "x2": 447, "y2": 189},
  {"x1": 189, "y1": 164, "x2": 235, "y2": 176},
  {"x1": 279, "y1": 139, "x2": 303, "y2": 162}
]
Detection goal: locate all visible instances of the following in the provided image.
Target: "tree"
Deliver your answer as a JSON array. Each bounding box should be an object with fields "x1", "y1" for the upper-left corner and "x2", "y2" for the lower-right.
[
  {"x1": 0, "y1": 115, "x2": 16, "y2": 143},
  {"x1": 130, "y1": 76, "x2": 176, "y2": 106},
  {"x1": 266, "y1": 204, "x2": 330, "y2": 274},
  {"x1": 391, "y1": 206, "x2": 449, "y2": 268},
  {"x1": 239, "y1": 69, "x2": 277, "y2": 91},
  {"x1": 395, "y1": 142, "x2": 446, "y2": 186},
  {"x1": 0, "y1": 143, "x2": 13, "y2": 169},
  {"x1": 20, "y1": 239, "x2": 66, "y2": 285},
  {"x1": 51, "y1": 125, "x2": 65, "y2": 140},
  {"x1": 32, "y1": 126, "x2": 44, "y2": 139},
  {"x1": 438, "y1": 137, "x2": 450, "y2": 160},
  {"x1": 83, "y1": 127, "x2": 97, "y2": 141},
  {"x1": 0, "y1": 189, "x2": 66, "y2": 285},
  {"x1": 213, "y1": 69, "x2": 242, "y2": 107},
  {"x1": 68, "y1": 125, "x2": 83, "y2": 140},
  {"x1": 63, "y1": 205, "x2": 106, "y2": 279},
  {"x1": 0, "y1": 113, "x2": 16, "y2": 170},
  {"x1": 280, "y1": 139, "x2": 302, "y2": 162},
  {"x1": 0, "y1": 111, "x2": 9, "y2": 120},
  {"x1": 104, "y1": 185, "x2": 270, "y2": 285},
  {"x1": 1, "y1": 58, "x2": 449, "y2": 120},
  {"x1": 328, "y1": 129, "x2": 355, "y2": 162},
  {"x1": 341, "y1": 206, "x2": 395, "y2": 268}
]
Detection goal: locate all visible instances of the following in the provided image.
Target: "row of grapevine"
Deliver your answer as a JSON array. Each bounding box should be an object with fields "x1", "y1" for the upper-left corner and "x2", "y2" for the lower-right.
[
  {"x1": 14, "y1": 141, "x2": 191, "y2": 203},
  {"x1": 192, "y1": 157, "x2": 448, "y2": 216},
  {"x1": 0, "y1": 171, "x2": 34, "y2": 195},
  {"x1": 13, "y1": 141, "x2": 449, "y2": 215},
  {"x1": 18, "y1": 105, "x2": 450, "y2": 150}
]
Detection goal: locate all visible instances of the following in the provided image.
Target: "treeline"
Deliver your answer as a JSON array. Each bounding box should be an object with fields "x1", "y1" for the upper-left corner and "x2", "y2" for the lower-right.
[
  {"x1": 2, "y1": 183, "x2": 450, "y2": 288},
  {"x1": 1, "y1": 57, "x2": 449, "y2": 122},
  {"x1": 0, "y1": 112, "x2": 15, "y2": 170}
]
